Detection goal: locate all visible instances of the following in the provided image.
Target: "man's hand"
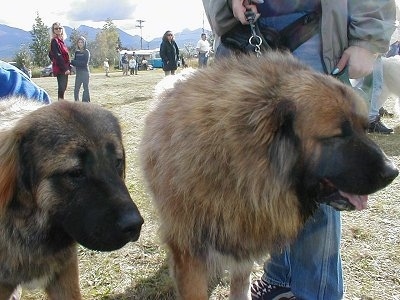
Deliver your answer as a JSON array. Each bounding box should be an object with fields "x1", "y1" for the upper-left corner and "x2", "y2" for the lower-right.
[
  {"x1": 231, "y1": 0, "x2": 261, "y2": 24},
  {"x1": 333, "y1": 46, "x2": 377, "y2": 79}
]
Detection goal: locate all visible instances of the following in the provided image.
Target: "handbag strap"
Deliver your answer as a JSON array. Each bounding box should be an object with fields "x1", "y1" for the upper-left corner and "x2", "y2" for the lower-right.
[
  {"x1": 252, "y1": 11, "x2": 321, "y2": 54},
  {"x1": 220, "y1": 10, "x2": 320, "y2": 56},
  {"x1": 278, "y1": 11, "x2": 320, "y2": 52}
]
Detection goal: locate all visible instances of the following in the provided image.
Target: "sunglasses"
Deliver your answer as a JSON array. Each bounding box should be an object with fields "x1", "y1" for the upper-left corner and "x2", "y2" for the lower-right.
[
  {"x1": 54, "y1": 27, "x2": 63, "y2": 30},
  {"x1": 167, "y1": 34, "x2": 173, "y2": 36}
]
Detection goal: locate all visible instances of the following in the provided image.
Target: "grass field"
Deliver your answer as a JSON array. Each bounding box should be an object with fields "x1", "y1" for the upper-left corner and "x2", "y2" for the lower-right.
[{"x1": 21, "y1": 67, "x2": 400, "y2": 299}]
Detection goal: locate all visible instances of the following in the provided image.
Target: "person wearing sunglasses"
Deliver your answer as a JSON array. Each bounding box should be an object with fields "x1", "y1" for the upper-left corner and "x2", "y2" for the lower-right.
[
  {"x1": 160, "y1": 31, "x2": 180, "y2": 76},
  {"x1": 49, "y1": 22, "x2": 71, "y2": 100}
]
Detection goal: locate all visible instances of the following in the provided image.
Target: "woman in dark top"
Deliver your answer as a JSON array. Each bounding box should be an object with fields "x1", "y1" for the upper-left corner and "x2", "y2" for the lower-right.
[
  {"x1": 71, "y1": 36, "x2": 90, "y2": 102},
  {"x1": 49, "y1": 22, "x2": 71, "y2": 100},
  {"x1": 159, "y1": 31, "x2": 179, "y2": 76}
]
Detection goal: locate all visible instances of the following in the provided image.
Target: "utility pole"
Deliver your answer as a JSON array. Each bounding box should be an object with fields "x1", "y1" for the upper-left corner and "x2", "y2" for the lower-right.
[
  {"x1": 136, "y1": 19, "x2": 145, "y2": 49},
  {"x1": 202, "y1": 12, "x2": 205, "y2": 33}
]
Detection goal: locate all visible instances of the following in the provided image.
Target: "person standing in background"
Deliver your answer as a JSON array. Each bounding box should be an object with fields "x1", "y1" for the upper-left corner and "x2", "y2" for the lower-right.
[
  {"x1": 129, "y1": 52, "x2": 138, "y2": 75},
  {"x1": 121, "y1": 53, "x2": 129, "y2": 76},
  {"x1": 104, "y1": 58, "x2": 110, "y2": 77},
  {"x1": 49, "y1": 22, "x2": 71, "y2": 100},
  {"x1": 71, "y1": 36, "x2": 90, "y2": 102},
  {"x1": 196, "y1": 33, "x2": 211, "y2": 68},
  {"x1": 160, "y1": 30, "x2": 180, "y2": 76}
]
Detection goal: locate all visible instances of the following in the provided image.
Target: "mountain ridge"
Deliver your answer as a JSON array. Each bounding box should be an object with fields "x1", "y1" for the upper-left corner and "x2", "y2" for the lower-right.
[{"x1": 0, "y1": 24, "x2": 208, "y2": 60}]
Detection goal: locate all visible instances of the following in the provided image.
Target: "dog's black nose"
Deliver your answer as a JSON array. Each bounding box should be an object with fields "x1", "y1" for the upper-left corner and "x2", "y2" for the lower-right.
[
  {"x1": 381, "y1": 162, "x2": 399, "y2": 184},
  {"x1": 117, "y1": 212, "x2": 144, "y2": 241}
]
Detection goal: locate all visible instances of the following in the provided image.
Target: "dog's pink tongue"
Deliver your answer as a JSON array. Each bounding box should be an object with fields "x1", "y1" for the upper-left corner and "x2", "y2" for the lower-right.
[{"x1": 339, "y1": 191, "x2": 368, "y2": 211}]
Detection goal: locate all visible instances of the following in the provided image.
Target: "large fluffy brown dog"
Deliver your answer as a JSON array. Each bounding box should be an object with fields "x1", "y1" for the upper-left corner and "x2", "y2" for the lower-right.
[
  {"x1": 0, "y1": 98, "x2": 144, "y2": 299},
  {"x1": 139, "y1": 52, "x2": 398, "y2": 299}
]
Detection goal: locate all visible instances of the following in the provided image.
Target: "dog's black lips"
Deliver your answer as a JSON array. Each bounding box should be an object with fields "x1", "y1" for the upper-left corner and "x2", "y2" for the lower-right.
[{"x1": 318, "y1": 180, "x2": 356, "y2": 211}]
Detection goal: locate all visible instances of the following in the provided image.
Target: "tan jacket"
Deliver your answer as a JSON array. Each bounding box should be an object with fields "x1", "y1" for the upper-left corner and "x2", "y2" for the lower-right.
[{"x1": 202, "y1": 0, "x2": 396, "y2": 73}]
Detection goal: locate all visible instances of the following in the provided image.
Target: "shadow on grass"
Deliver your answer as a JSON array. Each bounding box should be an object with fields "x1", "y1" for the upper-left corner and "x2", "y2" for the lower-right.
[
  {"x1": 103, "y1": 96, "x2": 151, "y2": 110},
  {"x1": 122, "y1": 96, "x2": 152, "y2": 104},
  {"x1": 101, "y1": 261, "x2": 175, "y2": 300},
  {"x1": 99, "y1": 259, "x2": 227, "y2": 300}
]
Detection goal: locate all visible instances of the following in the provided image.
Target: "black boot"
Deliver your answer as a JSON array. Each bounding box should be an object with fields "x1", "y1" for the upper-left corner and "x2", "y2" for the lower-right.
[{"x1": 368, "y1": 116, "x2": 393, "y2": 134}]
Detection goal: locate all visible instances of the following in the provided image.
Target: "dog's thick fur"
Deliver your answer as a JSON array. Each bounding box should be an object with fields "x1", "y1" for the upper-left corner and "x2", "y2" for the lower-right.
[
  {"x1": 139, "y1": 52, "x2": 398, "y2": 299},
  {"x1": 0, "y1": 98, "x2": 144, "y2": 300}
]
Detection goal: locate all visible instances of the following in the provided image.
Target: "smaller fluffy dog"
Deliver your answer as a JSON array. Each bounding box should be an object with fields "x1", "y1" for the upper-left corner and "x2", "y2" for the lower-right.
[
  {"x1": 0, "y1": 98, "x2": 144, "y2": 300},
  {"x1": 382, "y1": 56, "x2": 400, "y2": 114}
]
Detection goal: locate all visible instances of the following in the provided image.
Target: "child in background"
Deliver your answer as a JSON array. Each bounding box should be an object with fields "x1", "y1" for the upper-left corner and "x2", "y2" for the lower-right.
[{"x1": 71, "y1": 36, "x2": 90, "y2": 102}]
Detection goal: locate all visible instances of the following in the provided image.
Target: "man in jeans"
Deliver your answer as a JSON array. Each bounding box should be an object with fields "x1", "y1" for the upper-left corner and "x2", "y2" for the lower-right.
[
  {"x1": 196, "y1": 33, "x2": 211, "y2": 68},
  {"x1": 202, "y1": 0, "x2": 395, "y2": 299}
]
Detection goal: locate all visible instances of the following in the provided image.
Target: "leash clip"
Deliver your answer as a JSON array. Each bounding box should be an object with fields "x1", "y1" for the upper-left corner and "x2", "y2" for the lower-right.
[{"x1": 245, "y1": 10, "x2": 262, "y2": 57}]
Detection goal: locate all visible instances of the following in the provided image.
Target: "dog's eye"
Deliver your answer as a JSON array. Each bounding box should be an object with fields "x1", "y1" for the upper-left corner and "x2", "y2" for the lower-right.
[
  {"x1": 116, "y1": 158, "x2": 124, "y2": 173},
  {"x1": 318, "y1": 135, "x2": 342, "y2": 142},
  {"x1": 68, "y1": 168, "x2": 85, "y2": 179},
  {"x1": 330, "y1": 134, "x2": 345, "y2": 139},
  {"x1": 116, "y1": 158, "x2": 123, "y2": 168}
]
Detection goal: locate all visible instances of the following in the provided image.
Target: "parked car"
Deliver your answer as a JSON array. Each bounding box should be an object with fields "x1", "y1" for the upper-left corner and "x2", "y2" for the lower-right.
[{"x1": 41, "y1": 64, "x2": 75, "y2": 77}]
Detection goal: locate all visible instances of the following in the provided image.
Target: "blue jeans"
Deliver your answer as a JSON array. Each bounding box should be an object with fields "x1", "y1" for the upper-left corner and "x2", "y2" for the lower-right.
[
  {"x1": 263, "y1": 205, "x2": 342, "y2": 300},
  {"x1": 74, "y1": 71, "x2": 90, "y2": 102},
  {"x1": 257, "y1": 14, "x2": 343, "y2": 300},
  {"x1": 198, "y1": 52, "x2": 208, "y2": 68},
  {"x1": 369, "y1": 56, "x2": 384, "y2": 122}
]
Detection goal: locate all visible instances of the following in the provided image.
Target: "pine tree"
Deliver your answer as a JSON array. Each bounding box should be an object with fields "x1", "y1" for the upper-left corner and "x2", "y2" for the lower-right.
[
  {"x1": 92, "y1": 19, "x2": 120, "y2": 67},
  {"x1": 29, "y1": 12, "x2": 51, "y2": 67}
]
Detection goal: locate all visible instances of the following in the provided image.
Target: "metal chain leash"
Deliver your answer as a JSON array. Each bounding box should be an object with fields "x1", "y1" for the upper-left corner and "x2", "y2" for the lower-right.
[
  {"x1": 245, "y1": 10, "x2": 263, "y2": 57},
  {"x1": 245, "y1": 0, "x2": 265, "y2": 57}
]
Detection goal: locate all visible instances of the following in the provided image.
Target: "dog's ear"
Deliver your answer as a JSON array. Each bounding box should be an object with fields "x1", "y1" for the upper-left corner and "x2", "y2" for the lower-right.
[
  {"x1": 270, "y1": 98, "x2": 296, "y2": 134},
  {"x1": 0, "y1": 131, "x2": 19, "y2": 209},
  {"x1": 267, "y1": 99, "x2": 300, "y2": 180}
]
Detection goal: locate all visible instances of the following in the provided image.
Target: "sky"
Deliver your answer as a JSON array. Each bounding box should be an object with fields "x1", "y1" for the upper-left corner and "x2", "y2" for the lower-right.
[
  {"x1": 3, "y1": 1, "x2": 400, "y2": 41},
  {"x1": 1, "y1": 0, "x2": 211, "y2": 39}
]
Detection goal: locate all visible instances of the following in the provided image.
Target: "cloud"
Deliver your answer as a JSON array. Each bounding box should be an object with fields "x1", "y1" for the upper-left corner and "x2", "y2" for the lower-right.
[
  {"x1": 67, "y1": 0, "x2": 137, "y2": 22},
  {"x1": 0, "y1": 0, "x2": 210, "y2": 40}
]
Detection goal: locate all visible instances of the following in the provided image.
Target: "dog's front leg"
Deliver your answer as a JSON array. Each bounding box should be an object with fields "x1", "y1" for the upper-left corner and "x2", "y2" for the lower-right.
[
  {"x1": 45, "y1": 252, "x2": 82, "y2": 300},
  {"x1": 169, "y1": 243, "x2": 208, "y2": 300},
  {"x1": 229, "y1": 261, "x2": 253, "y2": 300}
]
